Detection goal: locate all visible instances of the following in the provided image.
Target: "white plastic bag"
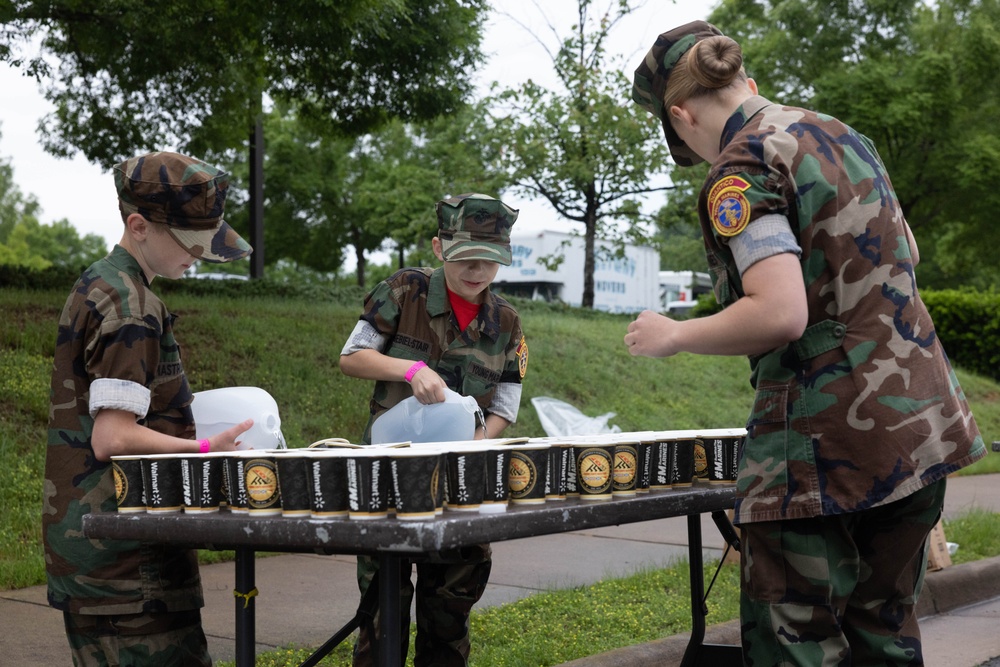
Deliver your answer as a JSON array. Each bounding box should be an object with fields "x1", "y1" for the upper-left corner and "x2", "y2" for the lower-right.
[
  {"x1": 530, "y1": 396, "x2": 621, "y2": 437},
  {"x1": 371, "y1": 387, "x2": 482, "y2": 444}
]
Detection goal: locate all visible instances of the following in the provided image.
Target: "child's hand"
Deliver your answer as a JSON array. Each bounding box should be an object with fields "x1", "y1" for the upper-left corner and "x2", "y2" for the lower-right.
[
  {"x1": 209, "y1": 418, "x2": 255, "y2": 451},
  {"x1": 410, "y1": 367, "x2": 447, "y2": 404}
]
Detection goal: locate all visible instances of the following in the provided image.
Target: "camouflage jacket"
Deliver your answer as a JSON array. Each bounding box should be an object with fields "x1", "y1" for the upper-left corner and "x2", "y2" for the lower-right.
[
  {"x1": 43, "y1": 245, "x2": 203, "y2": 614},
  {"x1": 357, "y1": 267, "x2": 527, "y2": 443},
  {"x1": 699, "y1": 96, "x2": 985, "y2": 524}
]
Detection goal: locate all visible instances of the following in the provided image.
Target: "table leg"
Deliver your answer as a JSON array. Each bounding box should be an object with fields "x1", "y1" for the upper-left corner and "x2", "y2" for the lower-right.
[
  {"x1": 234, "y1": 546, "x2": 256, "y2": 667},
  {"x1": 680, "y1": 513, "x2": 707, "y2": 667},
  {"x1": 377, "y1": 553, "x2": 403, "y2": 667}
]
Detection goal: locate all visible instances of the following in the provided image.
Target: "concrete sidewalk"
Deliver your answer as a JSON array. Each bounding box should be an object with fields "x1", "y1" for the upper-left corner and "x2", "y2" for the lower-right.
[{"x1": 3, "y1": 473, "x2": 999, "y2": 666}]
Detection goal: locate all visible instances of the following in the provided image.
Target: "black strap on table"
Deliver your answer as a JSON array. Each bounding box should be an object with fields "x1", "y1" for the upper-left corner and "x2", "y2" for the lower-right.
[{"x1": 711, "y1": 510, "x2": 741, "y2": 554}]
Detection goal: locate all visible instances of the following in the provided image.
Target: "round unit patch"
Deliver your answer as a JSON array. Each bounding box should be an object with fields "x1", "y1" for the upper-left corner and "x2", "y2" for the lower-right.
[
  {"x1": 516, "y1": 336, "x2": 529, "y2": 379},
  {"x1": 707, "y1": 175, "x2": 752, "y2": 237}
]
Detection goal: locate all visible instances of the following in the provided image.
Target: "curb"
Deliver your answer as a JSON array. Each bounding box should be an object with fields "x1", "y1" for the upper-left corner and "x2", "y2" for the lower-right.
[{"x1": 557, "y1": 555, "x2": 1000, "y2": 667}]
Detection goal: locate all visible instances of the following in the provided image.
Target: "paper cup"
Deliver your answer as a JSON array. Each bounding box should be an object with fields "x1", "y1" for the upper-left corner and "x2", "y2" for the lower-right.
[
  {"x1": 181, "y1": 452, "x2": 225, "y2": 513},
  {"x1": 574, "y1": 442, "x2": 614, "y2": 500},
  {"x1": 649, "y1": 437, "x2": 674, "y2": 490},
  {"x1": 141, "y1": 454, "x2": 184, "y2": 513},
  {"x1": 481, "y1": 445, "x2": 512, "y2": 512},
  {"x1": 274, "y1": 451, "x2": 312, "y2": 517},
  {"x1": 670, "y1": 437, "x2": 695, "y2": 488},
  {"x1": 696, "y1": 428, "x2": 745, "y2": 484},
  {"x1": 111, "y1": 456, "x2": 146, "y2": 513},
  {"x1": 243, "y1": 454, "x2": 282, "y2": 515},
  {"x1": 612, "y1": 439, "x2": 639, "y2": 497},
  {"x1": 444, "y1": 445, "x2": 488, "y2": 512},
  {"x1": 347, "y1": 449, "x2": 390, "y2": 520},
  {"x1": 508, "y1": 443, "x2": 549, "y2": 505},
  {"x1": 309, "y1": 450, "x2": 350, "y2": 518},
  {"x1": 390, "y1": 447, "x2": 441, "y2": 520},
  {"x1": 223, "y1": 454, "x2": 249, "y2": 513}
]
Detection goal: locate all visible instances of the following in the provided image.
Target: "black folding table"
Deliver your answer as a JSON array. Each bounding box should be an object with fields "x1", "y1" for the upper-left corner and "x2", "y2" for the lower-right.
[{"x1": 84, "y1": 484, "x2": 742, "y2": 666}]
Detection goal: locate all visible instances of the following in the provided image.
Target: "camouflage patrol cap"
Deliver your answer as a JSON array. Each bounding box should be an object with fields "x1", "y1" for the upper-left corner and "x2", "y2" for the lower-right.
[
  {"x1": 436, "y1": 193, "x2": 518, "y2": 265},
  {"x1": 632, "y1": 20, "x2": 725, "y2": 167},
  {"x1": 114, "y1": 151, "x2": 252, "y2": 263}
]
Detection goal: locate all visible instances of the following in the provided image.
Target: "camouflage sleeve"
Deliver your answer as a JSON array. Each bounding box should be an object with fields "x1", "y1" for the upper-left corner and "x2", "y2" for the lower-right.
[
  {"x1": 87, "y1": 314, "x2": 163, "y2": 387},
  {"x1": 359, "y1": 275, "x2": 403, "y2": 337},
  {"x1": 89, "y1": 378, "x2": 151, "y2": 418},
  {"x1": 727, "y1": 213, "x2": 802, "y2": 276}
]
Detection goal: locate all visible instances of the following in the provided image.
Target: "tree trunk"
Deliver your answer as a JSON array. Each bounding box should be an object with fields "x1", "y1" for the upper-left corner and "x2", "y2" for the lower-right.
[
  {"x1": 248, "y1": 107, "x2": 265, "y2": 279},
  {"x1": 583, "y1": 211, "x2": 597, "y2": 309},
  {"x1": 355, "y1": 243, "x2": 367, "y2": 288}
]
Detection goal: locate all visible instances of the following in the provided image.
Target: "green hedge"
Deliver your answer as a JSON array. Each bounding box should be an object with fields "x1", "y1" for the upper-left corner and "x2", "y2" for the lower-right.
[
  {"x1": 922, "y1": 289, "x2": 1000, "y2": 382},
  {"x1": 0, "y1": 263, "x2": 367, "y2": 307}
]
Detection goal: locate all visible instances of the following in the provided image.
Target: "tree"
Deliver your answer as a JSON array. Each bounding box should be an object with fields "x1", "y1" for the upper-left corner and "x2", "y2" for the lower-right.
[
  {"x1": 0, "y1": 217, "x2": 107, "y2": 270},
  {"x1": 350, "y1": 103, "x2": 510, "y2": 281},
  {"x1": 0, "y1": 144, "x2": 41, "y2": 244},
  {"x1": 225, "y1": 101, "x2": 509, "y2": 287},
  {"x1": 0, "y1": 139, "x2": 106, "y2": 269},
  {"x1": 485, "y1": 0, "x2": 673, "y2": 308},
  {"x1": 0, "y1": 0, "x2": 490, "y2": 275},
  {"x1": 709, "y1": 0, "x2": 1000, "y2": 289}
]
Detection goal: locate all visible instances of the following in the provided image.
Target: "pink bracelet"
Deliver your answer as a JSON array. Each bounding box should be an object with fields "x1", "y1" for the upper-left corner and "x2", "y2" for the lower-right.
[
  {"x1": 405, "y1": 360, "x2": 427, "y2": 383},
  {"x1": 199, "y1": 438, "x2": 211, "y2": 454}
]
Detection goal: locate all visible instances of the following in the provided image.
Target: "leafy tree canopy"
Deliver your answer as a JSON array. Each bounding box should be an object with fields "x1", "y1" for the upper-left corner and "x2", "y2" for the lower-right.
[
  {"x1": 485, "y1": 0, "x2": 674, "y2": 307},
  {"x1": 219, "y1": 101, "x2": 509, "y2": 286},
  {"x1": 0, "y1": 0, "x2": 489, "y2": 165},
  {"x1": 656, "y1": 0, "x2": 1000, "y2": 289},
  {"x1": 0, "y1": 134, "x2": 106, "y2": 269}
]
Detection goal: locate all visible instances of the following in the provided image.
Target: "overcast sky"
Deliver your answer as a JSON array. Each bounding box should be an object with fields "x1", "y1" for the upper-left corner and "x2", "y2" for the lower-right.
[{"x1": 0, "y1": 0, "x2": 716, "y2": 260}]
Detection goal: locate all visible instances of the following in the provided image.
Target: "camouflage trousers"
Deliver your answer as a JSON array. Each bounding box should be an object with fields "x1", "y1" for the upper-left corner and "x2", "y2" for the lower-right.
[
  {"x1": 352, "y1": 544, "x2": 492, "y2": 667},
  {"x1": 740, "y1": 478, "x2": 946, "y2": 666},
  {"x1": 62, "y1": 608, "x2": 211, "y2": 667}
]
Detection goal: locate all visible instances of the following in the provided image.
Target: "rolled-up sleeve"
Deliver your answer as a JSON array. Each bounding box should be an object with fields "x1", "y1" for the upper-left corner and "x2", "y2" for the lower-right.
[
  {"x1": 489, "y1": 382, "x2": 522, "y2": 424},
  {"x1": 89, "y1": 378, "x2": 150, "y2": 418},
  {"x1": 341, "y1": 320, "x2": 388, "y2": 356}
]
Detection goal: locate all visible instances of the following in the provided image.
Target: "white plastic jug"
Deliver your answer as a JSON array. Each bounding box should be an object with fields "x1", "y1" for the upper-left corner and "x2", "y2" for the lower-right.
[
  {"x1": 371, "y1": 388, "x2": 481, "y2": 444},
  {"x1": 191, "y1": 386, "x2": 287, "y2": 450}
]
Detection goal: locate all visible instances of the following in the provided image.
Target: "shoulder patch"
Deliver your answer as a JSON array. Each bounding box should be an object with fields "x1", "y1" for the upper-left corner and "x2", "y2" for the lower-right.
[
  {"x1": 515, "y1": 336, "x2": 528, "y2": 379},
  {"x1": 707, "y1": 176, "x2": 752, "y2": 237}
]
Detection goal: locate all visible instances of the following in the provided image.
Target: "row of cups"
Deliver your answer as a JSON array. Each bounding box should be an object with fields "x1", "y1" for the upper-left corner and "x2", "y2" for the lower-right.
[{"x1": 111, "y1": 429, "x2": 745, "y2": 521}]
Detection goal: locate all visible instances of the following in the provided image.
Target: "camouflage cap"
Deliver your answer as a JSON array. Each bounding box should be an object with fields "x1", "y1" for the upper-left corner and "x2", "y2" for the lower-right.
[
  {"x1": 632, "y1": 20, "x2": 725, "y2": 167},
  {"x1": 114, "y1": 151, "x2": 252, "y2": 263},
  {"x1": 436, "y1": 193, "x2": 518, "y2": 265}
]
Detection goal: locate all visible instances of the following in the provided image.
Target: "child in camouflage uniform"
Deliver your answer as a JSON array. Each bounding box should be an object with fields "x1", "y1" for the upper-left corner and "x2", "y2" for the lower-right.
[
  {"x1": 339, "y1": 193, "x2": 528, "y2": 666},
  {"x1": 44, "y1": 151, "x2": 255, "y2": 666},
  {"x1": 627, "y1": 21, "x2": 986, "y2": 666}
]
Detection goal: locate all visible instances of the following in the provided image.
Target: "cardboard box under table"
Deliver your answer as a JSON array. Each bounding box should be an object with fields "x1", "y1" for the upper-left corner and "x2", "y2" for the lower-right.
[{"x1": 84, "y1": 485, "x2": 742, "y2": 667}]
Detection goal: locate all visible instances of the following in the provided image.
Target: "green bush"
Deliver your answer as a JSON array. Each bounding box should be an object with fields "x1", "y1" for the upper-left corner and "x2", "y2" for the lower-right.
[{"x1": 922, "y1": 289, "x2": 1000, "y2": 382}]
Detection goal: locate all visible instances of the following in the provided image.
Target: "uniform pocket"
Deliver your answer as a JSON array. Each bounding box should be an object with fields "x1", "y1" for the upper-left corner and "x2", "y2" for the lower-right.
[
  {"x1": 741, "y1": 383, "x2": 790, "y2": 498},
  {"x1": 748, "y1": 383, "x2": 788, "y2": 437}
]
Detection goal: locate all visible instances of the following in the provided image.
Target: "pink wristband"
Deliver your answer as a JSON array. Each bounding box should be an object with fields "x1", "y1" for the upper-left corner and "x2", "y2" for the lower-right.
[
  {"x1": 405, "y1": 360, "x2": 427, "y2": 383},
  {"x1": 199, "y1": 438, "x2": 211, "y2": 454}
]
